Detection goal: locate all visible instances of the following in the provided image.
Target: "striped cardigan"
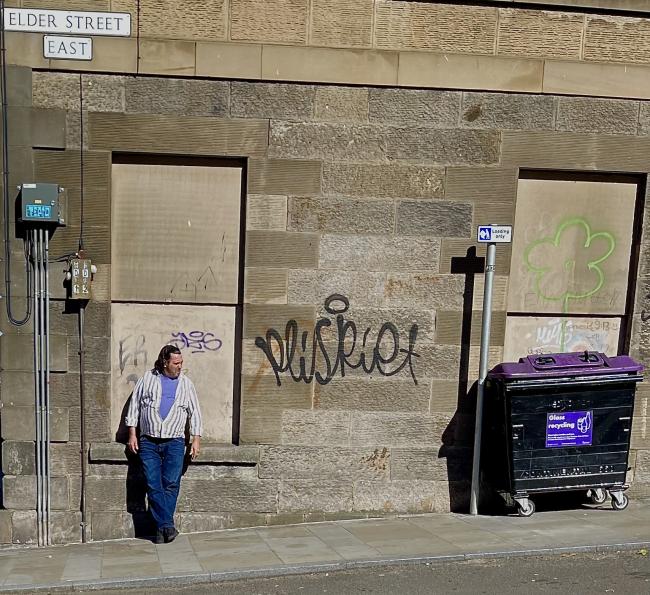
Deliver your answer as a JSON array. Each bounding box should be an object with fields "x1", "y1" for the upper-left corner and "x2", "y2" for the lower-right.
[{"x1": 125, "y1": 370, "x2": 203, "y2": 438}]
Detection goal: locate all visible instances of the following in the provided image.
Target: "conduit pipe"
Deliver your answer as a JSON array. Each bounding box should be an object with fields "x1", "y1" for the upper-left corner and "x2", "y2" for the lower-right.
[
  {"x1": 32, "y1": 229, "x2": 51, "y2": 546},
  {"x1": 32, "y1": 229, "x2": 42, "y2": 546},
  {"x1": 79, "y1": 303, "x2": 88, "y2": 543},
  {"x1": 45, "y1": 229, "x2": 51, "y2": 545}
]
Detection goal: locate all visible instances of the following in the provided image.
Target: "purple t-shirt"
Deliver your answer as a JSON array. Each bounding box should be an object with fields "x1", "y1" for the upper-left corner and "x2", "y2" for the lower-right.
[{"x1": 159, "y1": 374, "x2": 180, "y2": 421}]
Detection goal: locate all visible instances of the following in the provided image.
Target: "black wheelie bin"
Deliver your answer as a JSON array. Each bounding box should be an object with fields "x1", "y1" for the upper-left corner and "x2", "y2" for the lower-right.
[{"x1": 482, "y1": 351, "x2": 643, "y2": 517}]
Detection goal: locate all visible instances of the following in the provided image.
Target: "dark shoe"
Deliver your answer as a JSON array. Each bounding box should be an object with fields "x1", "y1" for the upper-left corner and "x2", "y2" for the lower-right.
[
  {"x1": 154, "y1": 529, "x2": 165, "y2": 544},
  {"x1": 163, "y1": 527, "x2": 179, "y2": 543}
]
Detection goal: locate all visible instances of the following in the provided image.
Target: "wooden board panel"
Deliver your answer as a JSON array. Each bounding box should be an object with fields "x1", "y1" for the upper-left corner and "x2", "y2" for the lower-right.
[
  {"x1": 508, "y1": 178, "x2": 637, "y2": 315},
  {"x1": 503, "y1": 315, "x2": 622, "y2": 362},
  {"x1": 111, "y1": 303, "x2": 235, "y2": 443},
  {"x1": 111, "y1": 163, "x2": 242, "y2": 303}
]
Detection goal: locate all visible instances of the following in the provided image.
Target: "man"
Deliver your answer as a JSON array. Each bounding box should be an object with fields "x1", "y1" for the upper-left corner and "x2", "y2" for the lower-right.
[{"x1": 126, "y1": 344, "x2": 202, "y2": 544}]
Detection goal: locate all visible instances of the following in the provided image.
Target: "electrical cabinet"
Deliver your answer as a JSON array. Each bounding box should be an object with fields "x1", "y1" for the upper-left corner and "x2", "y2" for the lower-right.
[{"x1": 18, "y1": 183, "x2": 66, "y2": 226}]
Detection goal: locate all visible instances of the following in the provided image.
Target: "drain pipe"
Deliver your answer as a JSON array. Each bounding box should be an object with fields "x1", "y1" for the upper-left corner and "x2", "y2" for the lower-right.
[
  {"x1": 32, "y1": 228, "x2": 51, "y2": 546},
  {"x1": 44, "y1": 229, "x2": 51, "y2": 545},
  {"x1": 38, "y1": 229, "x2": 45, "y2": 545},
  {"x1": 32, "y1": 229, "x2": 43, "y2": 546},
  {"x1": 79, "y1": 302, "x2": 88, "y2": 542}
]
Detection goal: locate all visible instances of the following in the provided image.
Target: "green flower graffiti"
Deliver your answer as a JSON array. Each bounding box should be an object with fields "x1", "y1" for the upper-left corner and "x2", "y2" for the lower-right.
[{"x1": 524, "y1": 217, "x2": 615, "y2": 351}]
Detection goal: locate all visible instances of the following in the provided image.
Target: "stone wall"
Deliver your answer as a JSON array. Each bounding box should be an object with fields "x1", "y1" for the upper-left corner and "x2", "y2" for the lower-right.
[
  {"x1": 0, "y1": 66, "x2": 648, "y2": 543},
  {"x1": 15, "y1": 0, "x2": 650, "y2": 64},
  {"x1": 8, "y1": 2, "x2": 650, "y2": 101},
  {"x1": 1, "y1": 0, "x2": 650, "y2": 544}
]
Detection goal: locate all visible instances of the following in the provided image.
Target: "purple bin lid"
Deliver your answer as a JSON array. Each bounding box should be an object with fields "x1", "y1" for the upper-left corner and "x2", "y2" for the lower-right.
[{"x1": 488, "y1": 351, "x2": 643, "y2": 381}]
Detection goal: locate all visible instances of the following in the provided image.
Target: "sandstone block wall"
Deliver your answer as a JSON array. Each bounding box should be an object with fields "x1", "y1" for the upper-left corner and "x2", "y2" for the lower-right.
[
  {"x1": 1, "y1": 1, "x2": 650, "y2": 544},
  {"x1": 0, "y1": 67, "x2": 648, "y2": 543},
  {"x1": 8, "y1": 2, "x2": 650, "y2": 101}
]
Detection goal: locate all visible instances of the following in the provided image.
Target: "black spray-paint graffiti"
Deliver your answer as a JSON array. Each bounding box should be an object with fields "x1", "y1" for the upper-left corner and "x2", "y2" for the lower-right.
[
  {"x1": 169, "y1": 331, "x2": 223, "y2": 354},
  {"x1": 118, "y1": 334, "x2": 147, "y2": 375},
  {"x1": 255, "y1": 294, "x2": 419, "y2": 387}
]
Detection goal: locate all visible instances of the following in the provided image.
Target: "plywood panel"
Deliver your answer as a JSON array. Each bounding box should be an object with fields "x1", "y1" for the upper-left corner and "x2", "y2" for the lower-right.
[
  {"x1": 508, "y1": 179, "x2": 637, "y2": 316},
  {"x1": 503, "y1": 316, "x2": 622, "y2": 362},
  {"x1": 111, "y1": 303, "x2": 235, "y2": 443},
  {"x1": 111, "y1": 163, "x2": 242, "y2": 303}
]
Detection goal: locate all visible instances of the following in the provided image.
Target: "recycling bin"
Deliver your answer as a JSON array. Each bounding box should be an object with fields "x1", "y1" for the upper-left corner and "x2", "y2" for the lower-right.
[{"x1": 482, "y1": 351, "x2": 643, "y2": 517}]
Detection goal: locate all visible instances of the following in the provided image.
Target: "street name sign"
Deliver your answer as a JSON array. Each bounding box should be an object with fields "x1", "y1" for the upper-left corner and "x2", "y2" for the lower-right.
[
  {"x1": 44, "y1": 36, "x2": 92, "y2": 60},
  {"x1": 4, "y1": 8, "x2": 131, "y2": 36},
  {"x1": 477, "y1": 225, "x2": 512, "y2": 243}
]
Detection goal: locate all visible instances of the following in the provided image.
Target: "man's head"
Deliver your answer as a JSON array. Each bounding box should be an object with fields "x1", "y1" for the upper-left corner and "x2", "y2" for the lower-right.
[{"x1": 154, "y1": 345, "x2": 183, "y2": 378}]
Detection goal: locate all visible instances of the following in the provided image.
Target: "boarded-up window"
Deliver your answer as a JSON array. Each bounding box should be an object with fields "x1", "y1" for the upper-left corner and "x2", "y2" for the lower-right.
[
  {"x1": 504, "y1": 176, "x2": 639, "y2": 361},
  {"x1": 111, "y1": 162, "x2": 241, "y2": 303},
  {"x1": 110, "y1": 159, "x2": 243, "y2": 443}
]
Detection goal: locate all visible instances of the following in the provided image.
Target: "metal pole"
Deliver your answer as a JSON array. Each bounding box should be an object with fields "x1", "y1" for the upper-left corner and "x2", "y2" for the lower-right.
[
  {"x1": 44, "y1": 229, "x2": 51, "y2": 546},
  {"x1": 38, "y1": 229, "x2": 47, "y2": 544},
  {"x1": 470, "y1": 241, "x2": 497, "y2": 516},
  {"x1": 79, "y1": 303, "x2": 88, "y2": 543},
  {"x1": 38, "y1": 229, "x2": 46, "y2": 545},
  {"x1": 32, "y1": 229, "x2": 42, "y2": 546}
]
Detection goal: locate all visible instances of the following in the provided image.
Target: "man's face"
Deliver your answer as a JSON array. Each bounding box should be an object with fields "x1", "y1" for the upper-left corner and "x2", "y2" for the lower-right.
[{"x1": 164, "y1": 353, "x2": 183, "y2": 378}]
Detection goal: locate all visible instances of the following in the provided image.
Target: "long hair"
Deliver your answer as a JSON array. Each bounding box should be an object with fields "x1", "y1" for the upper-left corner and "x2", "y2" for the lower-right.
[{"x1": 153, "y1": 344, "x2": 181, "y2": 375}]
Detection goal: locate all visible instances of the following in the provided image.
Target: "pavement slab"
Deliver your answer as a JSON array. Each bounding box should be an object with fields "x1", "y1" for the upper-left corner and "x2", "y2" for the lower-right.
[
  {"x1": 305, "y1": 523, "x2": 382, "y2": 560},
  {"x1": 61, "y1": 550, "x2": 103, "y2": 581},
  {"x1": 0, "y1": 500, "x2": 646, "y2": 592}
]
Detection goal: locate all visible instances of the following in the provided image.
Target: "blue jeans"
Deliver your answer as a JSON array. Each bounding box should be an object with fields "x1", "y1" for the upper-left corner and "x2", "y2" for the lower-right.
[{"x1": 139, "y1": 436, "x2": 185, "y2": 531}]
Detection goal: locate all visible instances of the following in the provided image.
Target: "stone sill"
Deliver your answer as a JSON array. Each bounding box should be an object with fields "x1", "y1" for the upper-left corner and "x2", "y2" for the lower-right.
[{"x1": 89, "y1": 443, "x2": 259, "y2": 465}]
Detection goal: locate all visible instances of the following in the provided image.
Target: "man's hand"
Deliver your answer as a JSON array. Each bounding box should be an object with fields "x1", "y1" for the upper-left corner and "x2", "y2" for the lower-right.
[
  {"x1": 190, "y1": 436, "x2": 201, "y2": 460},
  {"x1": 127, "y1": 427, "x2": 139, "y2": 454}
]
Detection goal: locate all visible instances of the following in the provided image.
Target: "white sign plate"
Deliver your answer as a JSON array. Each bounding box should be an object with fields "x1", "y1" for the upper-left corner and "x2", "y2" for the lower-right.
[
  {"x1": 44, "y1": 35, "x2": 92, "y2": 60},
  {"x1": 4, "y1": 8, "x2": 131, "y2": 36},
  {"x1": 477, "y1": 225, "x2": 512, "y2": 243}
]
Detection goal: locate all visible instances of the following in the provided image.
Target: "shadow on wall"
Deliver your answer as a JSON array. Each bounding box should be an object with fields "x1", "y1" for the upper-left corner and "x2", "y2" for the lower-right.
[
  {"x1": 115, "y1": 396, "x2": 155, "y2": 538},
  {"x1": 438, "y1": 247, "x2": 501, "y2": 513}
]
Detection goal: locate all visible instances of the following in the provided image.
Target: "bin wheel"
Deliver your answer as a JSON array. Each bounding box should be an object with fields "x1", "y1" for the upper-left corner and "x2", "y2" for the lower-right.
[
  {"x1": 517, "y1": 499, "x2": 535, "y2": 517},
  {"x1": 589, "y1": 488, "x2": 608, "y2": 505},
  {"x1": 611, "y1": 493, "x2": 629, "y2": 511}
]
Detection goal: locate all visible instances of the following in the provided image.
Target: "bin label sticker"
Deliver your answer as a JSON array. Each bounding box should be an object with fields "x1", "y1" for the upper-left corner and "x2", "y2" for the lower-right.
[{"x1": 546, "y1": 411, "x2": 593, "y2": 448}]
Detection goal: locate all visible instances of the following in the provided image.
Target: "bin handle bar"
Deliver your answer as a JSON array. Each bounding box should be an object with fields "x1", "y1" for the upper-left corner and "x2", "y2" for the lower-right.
[{"x1": 528, "y1": 351, "x2": 604, "y2": 370}]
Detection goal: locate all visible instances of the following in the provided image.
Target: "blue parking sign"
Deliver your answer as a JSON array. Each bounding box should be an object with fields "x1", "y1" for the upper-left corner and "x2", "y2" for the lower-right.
[
  {"x1": 478, "y1": 226, "x2": 492, "y2": 241},
  {"x1": 476, "y1": 225, "x2": 512, "y2": 243}
]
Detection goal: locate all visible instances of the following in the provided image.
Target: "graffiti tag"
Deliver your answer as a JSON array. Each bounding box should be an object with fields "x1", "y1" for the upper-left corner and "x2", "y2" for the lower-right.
[
  {"x1": 254, "y1": 294, "x2": 420, "y2": 387},
  {"x1": 169, "y1": 331, "x2": 223, "y2": 354},
  {"x1": 118, "y1": 334, "x2": 147, "y2": 375},
  {"x1": 524, "y1": 217, "x2": 616, "y2": 351}
]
